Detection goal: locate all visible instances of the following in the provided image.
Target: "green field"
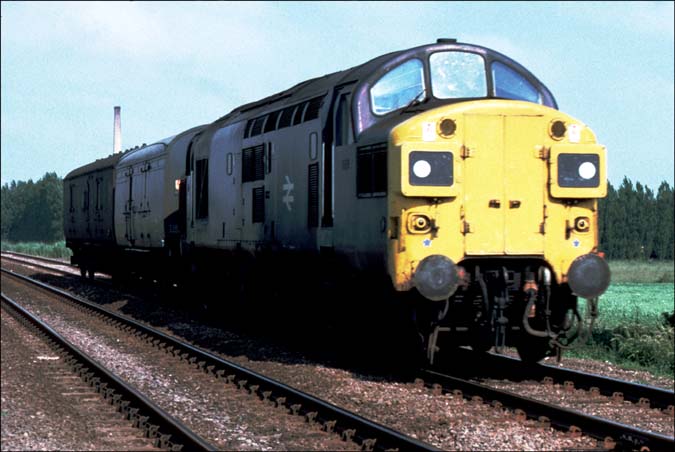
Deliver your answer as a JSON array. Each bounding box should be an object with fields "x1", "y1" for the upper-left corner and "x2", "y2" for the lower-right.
[
  {"x1": 598, "y1": 283, "x2": 674, "y2": 328},
  {"x1": 608, "y1": 260, "x2": 674, "y2": 283},
  {"x1": 571, "y1": 282, "x2": 674, "y2": 377}
]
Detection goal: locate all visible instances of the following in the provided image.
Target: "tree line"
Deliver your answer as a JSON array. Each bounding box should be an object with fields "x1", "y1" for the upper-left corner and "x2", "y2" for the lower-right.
[
  {"x1": 1, "y1": 172, "x2": 63, "y2": 243},
  {"x1": 1, "y1": 172, "x2": 673, "y2": 260},
  {"x1": 598, "y1": 178, "x2": 674, "y2": 260}
]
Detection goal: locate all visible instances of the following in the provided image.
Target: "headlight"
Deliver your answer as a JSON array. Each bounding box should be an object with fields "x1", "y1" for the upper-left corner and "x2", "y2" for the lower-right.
[
  {"x1": 557, "y1": 153, "x2": 600, "y2": 188},
  {"x1": 409, "y1": 151, "x2": 453, "y2": 186}
]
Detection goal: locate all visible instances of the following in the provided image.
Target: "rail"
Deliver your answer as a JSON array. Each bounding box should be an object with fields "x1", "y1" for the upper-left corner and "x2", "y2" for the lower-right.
[
  {"x1": 1, "y1": 267, "x2": 438, "y2": 451},
  {"x1": 1, "y1": 291, "x2": 217, "y2": 452},
  {"x1": 419, "y1": 368, "x2": 673, "y2": 451}
]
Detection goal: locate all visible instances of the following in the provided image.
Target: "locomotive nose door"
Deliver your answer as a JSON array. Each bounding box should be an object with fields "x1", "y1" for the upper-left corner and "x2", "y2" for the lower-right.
[
  {"x1": 463, "y1": 114, "x2": 503, "y2": 254},
  {"x1": 502, "y1": 115, "x2": 545, "y2": 254},
  {"x1": 463, "y1": 113, "x2": 545, "y2": 255}
]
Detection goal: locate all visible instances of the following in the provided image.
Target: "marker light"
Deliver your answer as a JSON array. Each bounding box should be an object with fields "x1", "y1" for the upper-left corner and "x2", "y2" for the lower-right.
[
  {"x1": 578, "y1": 161, "x2": 596, "y2": 180},
  {"x1": 413, "y1": 160, "x2": 432, "y2": 178}
]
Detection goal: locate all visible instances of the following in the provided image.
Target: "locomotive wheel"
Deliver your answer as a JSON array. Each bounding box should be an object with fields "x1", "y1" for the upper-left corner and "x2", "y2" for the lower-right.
[{"x1": 515, "y1": 336, "x2": 553, "y2": 363}]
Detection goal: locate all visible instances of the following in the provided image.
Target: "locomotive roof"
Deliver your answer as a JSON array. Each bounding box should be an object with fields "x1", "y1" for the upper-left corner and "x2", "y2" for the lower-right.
[
  {"x1": 212, "y1": 49, "x2": 398, "y2": 125},
  {"x1": 211, "y1": 40, "x2": 556, "y2": 127}
]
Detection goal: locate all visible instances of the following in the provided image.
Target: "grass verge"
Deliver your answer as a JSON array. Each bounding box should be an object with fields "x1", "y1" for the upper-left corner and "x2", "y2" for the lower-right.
[
  {"x1": 570, "y1": 282, "x2": 674, "y2": 378},
  {"x1": 0, "y1": 240, "x2": 72, "y2": 259}
]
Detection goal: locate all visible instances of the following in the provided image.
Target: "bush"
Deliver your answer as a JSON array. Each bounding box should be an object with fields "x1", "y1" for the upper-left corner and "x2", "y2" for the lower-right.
[
  {"x1": 582, "y1": 310, "x2": 675, "y2": 376},
  {"x1": 608, "y1": 323, "x2": 674, "y2": 373}
]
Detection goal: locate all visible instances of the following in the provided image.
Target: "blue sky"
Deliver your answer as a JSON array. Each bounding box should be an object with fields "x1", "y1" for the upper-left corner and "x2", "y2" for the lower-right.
[{"x1": 2, "y1": 1, "x2": 673, "y2": 190}]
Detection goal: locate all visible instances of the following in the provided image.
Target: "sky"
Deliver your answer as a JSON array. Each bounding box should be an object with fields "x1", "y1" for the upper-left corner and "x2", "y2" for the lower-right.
[{"x1": 2, "y1": 1, "x2": 673, "y2": 190}]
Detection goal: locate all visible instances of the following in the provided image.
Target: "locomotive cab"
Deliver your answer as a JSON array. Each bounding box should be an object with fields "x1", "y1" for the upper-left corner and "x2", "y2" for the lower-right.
[{"x1": 358, "y1": 43, "x2": 611, "y2": 362}]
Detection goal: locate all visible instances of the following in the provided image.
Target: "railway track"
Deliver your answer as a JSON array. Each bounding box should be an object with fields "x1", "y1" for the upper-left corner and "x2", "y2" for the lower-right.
[
  {"x1": 1, "y1": 251, "x2": 112, "y2": 284},
  {"x1": 1, "y1": 267, "x2": 437, "y2": 451},
  {"x1": 437, "y1": 348, "x2": 674, "y2": 412},
  {"x1": 1, "y1": 250, "x2": 72, "y2": 268},
  {"x1": 415, "y1": 368, "x2": 673, "y2": 451},
  {"x1": 3, "y1": 254, "x2": 674, "y2": 450},
  {"x1": 1, "y1": 251, "x2": 102, "y2": 287},
  {"x1": 5, "y1": 251, "x2": 671, "y2": 402},
  {"x1": 1, "y1": 293, "x2": 216, "y2": 451}
]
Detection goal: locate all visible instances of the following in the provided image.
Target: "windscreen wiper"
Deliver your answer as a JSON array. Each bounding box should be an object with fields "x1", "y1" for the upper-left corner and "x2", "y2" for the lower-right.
[{"x1": 400, "y1": 89, "x2": 428, "y2": 114}]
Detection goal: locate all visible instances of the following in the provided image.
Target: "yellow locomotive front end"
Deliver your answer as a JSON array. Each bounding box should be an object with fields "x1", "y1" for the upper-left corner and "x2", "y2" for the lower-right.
[{"x1": 387, "y1": 100, "x2": 610, "y2": 362}]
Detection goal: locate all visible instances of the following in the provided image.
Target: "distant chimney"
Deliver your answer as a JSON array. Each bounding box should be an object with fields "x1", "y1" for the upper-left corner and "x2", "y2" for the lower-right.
[{"x1": 113, "y1": 106, "x2": 121, "y2": 153}]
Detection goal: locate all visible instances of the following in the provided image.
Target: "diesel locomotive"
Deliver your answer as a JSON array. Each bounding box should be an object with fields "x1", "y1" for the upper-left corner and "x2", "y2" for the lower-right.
[{"x1": 64, "y1": 39, "x2": 610, "y2": 363}]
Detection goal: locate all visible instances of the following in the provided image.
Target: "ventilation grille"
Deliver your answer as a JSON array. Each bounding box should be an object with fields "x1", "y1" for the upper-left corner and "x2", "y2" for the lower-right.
[
  {"x1": 242, "y1": 144, "x2": 265, "y2": 183},
  {"x1": 304, "y1": 96, "x2": 324, "y2": 121},
  {"x1": 252, "y1": 186, "x2": 265, "y2": 223},
  {"x1": 308, "y1": 163, "x2": 319, "y2": 228}
]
